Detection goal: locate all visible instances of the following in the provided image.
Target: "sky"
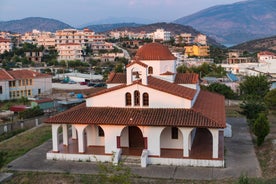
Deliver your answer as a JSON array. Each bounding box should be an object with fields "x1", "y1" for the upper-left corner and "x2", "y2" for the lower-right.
[{"x1": 0, "y1": 0, "x2": 243, "y2": 27}]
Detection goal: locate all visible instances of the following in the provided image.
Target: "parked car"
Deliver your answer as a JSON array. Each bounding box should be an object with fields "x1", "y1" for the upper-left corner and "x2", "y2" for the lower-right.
[
  {"x1": 79, "y1": 82, "x2": 87, "y2": 85},
  {"x1": 87, "y1": 82, "x2": 96, "y2": 87},
  {"x1": 94, "y1": 83, "x2": 106, "y2": 87}
]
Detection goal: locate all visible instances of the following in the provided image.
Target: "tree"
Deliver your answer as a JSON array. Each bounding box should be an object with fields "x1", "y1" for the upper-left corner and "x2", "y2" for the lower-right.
[
  {"x1": 253, "y1": 113, "x2": 270, "y2": 146},
  {"x1": 264, "y1": 89, "x2": 276, "y2": 110},
  {"x1": 239, "y1": 75, "x2": 270, "y2": 99},
  {"x1": 239, "y1": 98, "x2": 267, "y2": 127},
  {"x1": 207, "y1": 83, "x2": 236, "y2": 99}
]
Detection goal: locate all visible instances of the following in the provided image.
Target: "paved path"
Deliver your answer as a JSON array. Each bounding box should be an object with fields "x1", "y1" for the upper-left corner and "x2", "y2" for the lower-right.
[{"x1": 4, "y1": 117, "x2": 262, "y2": 180}]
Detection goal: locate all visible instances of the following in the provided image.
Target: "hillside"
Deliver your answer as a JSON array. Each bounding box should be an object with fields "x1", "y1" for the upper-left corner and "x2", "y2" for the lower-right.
[
  {"x1": 108, "y1": 22, "x2": 222, "y2": 47},
  {"x1": 231, "y1": 35, "x2": 276, "y2": 52},
  {"x1": 174, "y1": 0, "x2": 276, "y2": 45},
  {"x1": 0, "y1": 17, "x2": 73, "y2": 33}
]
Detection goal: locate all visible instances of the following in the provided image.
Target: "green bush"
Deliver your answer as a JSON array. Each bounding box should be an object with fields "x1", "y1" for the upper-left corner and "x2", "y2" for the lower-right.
[
  {"x1": 253, "y1": 113, "x2": 270, "y2": 146},
  {"x1": 19, "y1": 106, "x2": 44, "y2": 119}
]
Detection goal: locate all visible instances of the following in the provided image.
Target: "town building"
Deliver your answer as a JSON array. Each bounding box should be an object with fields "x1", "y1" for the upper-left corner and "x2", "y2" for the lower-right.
[
  {"x1": 184, "y1": 44, "x2": 210, "y2": 57},
  {"x1": 45, "y1": 43, "x2": 226, "y2": 168},
  {"x1": 25, "y1": 51, "x2": 44, "y2": 62},
  {"x1": 56, "y1": 43, "x2": 83, "y2": 61},
  {"x1": 152, "y1": 29, "x2": 171, "y2": 42},
  {"x1": 175, "y1": 33, "x2": 194, "y2": 45},
  {"x1": 0, "y1": 69, "x2": 52, "y2": 101},
  {"x1": 0, "y1": 37, "x2": 12, "y2": 54}
]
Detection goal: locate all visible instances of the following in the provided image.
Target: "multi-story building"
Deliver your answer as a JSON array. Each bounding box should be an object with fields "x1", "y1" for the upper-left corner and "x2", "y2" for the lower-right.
[
  {"x1": 25, "y1": 51, "x2": 44, "y2": 62},
  {"x1": 194, "y1": 34, "x2": 207, "y2": 45},
  {"x1": 0, "y1": 37, "x2": 12, "y2": 54},
  {"x1": 153, "y1": 29, "x2": 171, "y2": 42},
  {"x1": 56, "y1": 43, "x2": 83, "y2": 61},
  {"x1": 184, "y1": 45, "x2": 210, "y2": 57},
  {"x1": 37, "y1": 33, "x2": 56, "y2": 49},
  {"x1": 0, "y1": 69, "x2": 52, "y2": 101},
  {"x1": 227, "y1": 50, "x2": 256, "y2": 64},
  {"x1": 175, "y1": 33, "x2": 194, "y2": 45}
]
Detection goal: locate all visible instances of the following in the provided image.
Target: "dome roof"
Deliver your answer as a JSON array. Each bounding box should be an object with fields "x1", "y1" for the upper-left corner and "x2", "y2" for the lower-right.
[{"x1": 135, "y1": 43, "x2": 176, "y2": 60}]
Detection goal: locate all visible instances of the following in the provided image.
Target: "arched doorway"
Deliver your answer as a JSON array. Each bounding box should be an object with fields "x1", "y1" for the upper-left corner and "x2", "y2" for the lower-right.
[
  {"x1": 190, "y1": 128, "x2": 213, "y2": 159},
  {"x1": 129, "y1": 126, "x2": 144, "y2": 148}
]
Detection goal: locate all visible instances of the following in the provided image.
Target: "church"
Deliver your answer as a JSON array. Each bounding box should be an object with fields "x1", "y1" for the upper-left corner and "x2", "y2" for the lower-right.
[{"x1": 45, "y1": 42, "x2": 226, "y2": 167}]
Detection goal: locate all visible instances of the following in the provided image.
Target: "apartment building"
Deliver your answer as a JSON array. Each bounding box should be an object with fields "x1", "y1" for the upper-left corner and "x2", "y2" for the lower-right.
[
  {"x1": 175, "y1": 33, "x2": 194, "y2": 45},
  {"x1": 0, "y1": 69, "x2": 52, "y2": 101},
  {"x1": 56, "y1": 43, "x2": 83, "y2": 61},
  {"x1": 0, "y1": 37, "x2": 12, "y2": 54},
  {"x1": 184, "y1": 45, "x2": 210, "y2": 57},
  {"x1": 153, "y1": 29, "x2": 171, "y2": 42}
]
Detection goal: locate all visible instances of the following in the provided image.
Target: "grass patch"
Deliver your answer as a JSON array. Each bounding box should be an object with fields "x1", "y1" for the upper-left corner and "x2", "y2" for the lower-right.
[
  {"x1": 0, "y1": 124, "x2": 52, "y2": 167},
  {"x1": 0, "y1": 128, "x2": 27, "y2": 142}
]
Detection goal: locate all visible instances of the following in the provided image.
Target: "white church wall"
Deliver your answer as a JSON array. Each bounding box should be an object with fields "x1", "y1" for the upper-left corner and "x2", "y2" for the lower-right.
[
  {"x1": 160, "y1": 127, "x2": 183, "y2": 149},
  {"x1": 86, "y1": 84, "x2": 192, "y2": 108},
  {"x1": 140, "y1": 126, "x2": 163, "y2": 156},
  {"x1": 101, "y1": 125, "x2": 124, "y2": 154},
  {"x1": 120, "y1": 126, "x2": 129, "y2": 147}
]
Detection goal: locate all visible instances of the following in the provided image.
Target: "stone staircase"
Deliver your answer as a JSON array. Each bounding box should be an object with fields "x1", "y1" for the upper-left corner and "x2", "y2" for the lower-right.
[{"x1": 120, "y1": 155, "x2": 141, "y2": 167}]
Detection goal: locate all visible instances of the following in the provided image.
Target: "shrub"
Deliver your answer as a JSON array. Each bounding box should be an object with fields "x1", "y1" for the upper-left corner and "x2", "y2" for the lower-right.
[
  {"x1": 253, "y1": 113, "x2": 270, "y2": 146},
  {"x1": 19, "y1": 106, "x2": 44, "y2": 119}
]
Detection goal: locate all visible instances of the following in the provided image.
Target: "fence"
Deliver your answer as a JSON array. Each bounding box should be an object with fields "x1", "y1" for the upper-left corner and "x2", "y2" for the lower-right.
[{"x1": 0, "y1": 115, "x2": 48, "y2": 135}]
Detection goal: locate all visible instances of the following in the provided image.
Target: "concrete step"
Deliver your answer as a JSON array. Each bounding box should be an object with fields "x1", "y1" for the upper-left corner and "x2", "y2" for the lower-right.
[{"x1": 120, "y1": 156, "x2": 140, "y2": 166}]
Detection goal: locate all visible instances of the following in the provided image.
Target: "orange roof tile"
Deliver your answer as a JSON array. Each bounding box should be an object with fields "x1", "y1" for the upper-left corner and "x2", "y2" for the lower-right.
[
  {"x1": 45, "y1": 106, "x2": 225, "y2": 128},
  {"x1": 106, "y1": 72, "x2": 126, "y2": 84},
  {"x1": 0, "y1": 37, "x2": 10, "y2": 42},
  {"x1": 174, "y1": 73, "x2": 199, "y2": 84},
  {"x1": 7, "y1": 70, "x2": 51, "y2": 79},
  {"x1": 193, "y1": 90, "x2": 226, "y2": 127},
  {"x1": 160, "y1": 71, "x2": 174, "y2": 75},
  {"x1": 0, "y1": 69, "x2": 14, "y2": 80},
  {"x1": 147, "y1": 76, "x2": 196, "y2": 100},
  {"x1": 135, "y1": 43, "x2": 176, "y2": 60},
  {"x1": 126, "y1": 59, "x2": 148, "y2": 68}
]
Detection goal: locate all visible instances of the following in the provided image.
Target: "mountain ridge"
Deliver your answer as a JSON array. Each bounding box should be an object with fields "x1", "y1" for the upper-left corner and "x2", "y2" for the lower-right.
[{"x1": 174, "y1": 0, "x2": 276, "y2": 45}]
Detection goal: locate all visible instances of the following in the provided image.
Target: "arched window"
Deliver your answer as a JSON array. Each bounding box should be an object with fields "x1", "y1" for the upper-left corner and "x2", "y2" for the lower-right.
[
  {"x1": 134, "y1": 90, "x2": 140, "y2": 106},
  {"x1": 143, "y1": 93, "x2": 149, "y2": 106},
  {"x1": 98, "y1": 126, "x2": 105, "y2": 137},
  {"x1": 148, "y1": 66, "x2": 153, "y2": 74},
  {"x1": 125, "y1": 92, "x2": 131, "y2": 106},
  {"x1": 171, "y1": 127, "x2": 178, "y2": 139}
]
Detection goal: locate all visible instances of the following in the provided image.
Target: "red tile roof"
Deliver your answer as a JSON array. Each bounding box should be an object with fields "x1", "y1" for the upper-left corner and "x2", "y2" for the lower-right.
[
  {"x1": 0, "y1": 69, "x2": 14, "y2": 80},
  {"x1": 106, "y1": 72, "x2": 126, "y2": 84},
  {"x1": 45, "y1": 106, "x2": 225, "y2": 128},
  {"x1": 0, "y1": 37, "x2": 10, "y2": 42},
  {"x1": 174, "y1": 73, "x2": 199, "y2": 84},
  {"x1": 258, "y1": 51, "x2": 275, "y2": 56},
  {"x1": 147, "y1": 76, "x2": 196, "y2": 100},
  {"x1": 160, "y1": 71, "x2": 174, "y2": 75},
  {"x1": 126, "y1": 59, "x2": 148, "y2": 68},
  {"x1": 91, "y1": 76, "x2": 196, "y2": 100},
  {"x1": 7, "y1": 70, "x2": 51, "y2": 79},
  {"x1": 192, "y1": 90, "x2": 226, "y2": 127},
  {"x1": 135, "y1": 43, "x2": 176, "y2": 60}
]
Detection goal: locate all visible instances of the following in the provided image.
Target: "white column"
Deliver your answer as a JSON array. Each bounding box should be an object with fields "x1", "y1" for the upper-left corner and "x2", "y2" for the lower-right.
[
  {"x1": 72, "y1": 125, "x2": 77, "y2": 139},
  {"x1": 52, "y1": 124, "x2": 61, "y2": 152},
  {"x1": 86, "y1": 125, "x2": 93, "y2": 146},
  {"x1": 62, "y1": 124, "x2": 68, "y2": 146},
  {"x1": 210, "y1": 128, "x2": 219, "y2": 158},
  {"x1": 179, "y1": 128, "x2": 193, "y2": 157},
  {"x1": 143, "y1": 126, "x2": 163, "y2": 156},
  {"x1": 75, "y1": 124, "x2": 87, "y2": 153},
  {"x1": 101, "y1": 125, "x2": 124, "y2": 154}
]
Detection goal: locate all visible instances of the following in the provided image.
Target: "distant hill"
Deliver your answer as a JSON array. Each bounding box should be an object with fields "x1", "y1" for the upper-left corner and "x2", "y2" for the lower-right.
[
  {"x1": 230, "y1": 35, "x2": 276, "y2": 52},
  {"x1": 82, "y1": 23, "x2": 143, "y2": 33},
  {"x1": 174, "y1": 0, "x2": 276, "y2": 45},
  {"x1": 106, "y1": 22, "x2": 222, "y2": 47},
  {"x1": 0, "y1": 17, "x2": 73, "y2": 33}
]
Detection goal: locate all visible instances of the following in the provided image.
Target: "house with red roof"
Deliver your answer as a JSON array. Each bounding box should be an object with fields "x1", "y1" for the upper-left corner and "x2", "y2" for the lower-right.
[
  {"x1": 0, "y1": 69, "x2": 52, "y2": 101},
  {"x1": 0, "y1": 37, "x2": 12, "y2": 54},
  {"x1": 45, "y1": 43, "x2": 226, "y2": 167}
]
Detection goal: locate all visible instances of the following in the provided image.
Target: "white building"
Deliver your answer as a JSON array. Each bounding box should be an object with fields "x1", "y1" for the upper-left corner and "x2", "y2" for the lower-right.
[
  {"x1": 0, "y1": 37, "x2": 12, "y2": 54},
  {"x1": 153, "y1": 29, "x2": 171, "y2": 42},
  {"x1": 45, "y1": 43, "x2": 226, "y2": 168},
  {"x1": 56, "y1": 43, "x2": 83, "y2": 61},
  {"x1": 0, "y1": 69, "x2": 52, "y2": 101}
]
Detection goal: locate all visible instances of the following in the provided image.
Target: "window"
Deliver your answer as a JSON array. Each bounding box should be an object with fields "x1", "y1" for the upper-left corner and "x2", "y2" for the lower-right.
[
  {"x1": 98, "y1": 126, "x2": 104, "y2": 137},
  {"x1": 30, "y1": 79, "x2": 32, "y2": 85},
  {"x1": 143, "y1": 93, "x2": 149, "y2": 106},
  {"x1": 38, "y1": 89, "x2": 41, "y2": 94},
  {"x1": 148, "y1": 66, "x2": 153, "y2": 74},
  {"x1": 125, "y1": 92, "x2": 131, "y2": 106},
  {"x1": 134, "y1": 90, "x2": 140, "y2": 106},
  {"x1": 18, "y1": 80, "x2": 21, "y2": 86},
  {"x1": 0, "y1": 86, "x2": 2, "y2": 94},
  {"x1": 171, "y1": 127, "x2": 178, "y2": 139}
]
